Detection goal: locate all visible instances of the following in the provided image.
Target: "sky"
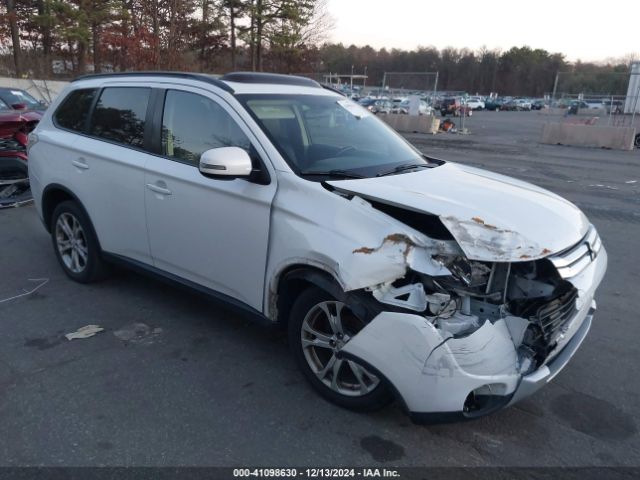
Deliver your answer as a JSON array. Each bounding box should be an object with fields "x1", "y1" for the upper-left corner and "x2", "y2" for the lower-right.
[{"x1": 326, "y1": 0, "x2": 640, "y2": 62}]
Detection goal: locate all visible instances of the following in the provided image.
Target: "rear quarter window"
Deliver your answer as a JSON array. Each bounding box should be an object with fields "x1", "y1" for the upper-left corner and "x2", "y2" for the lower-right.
[
  {"x1": 54, "y1": 88, "x2": 98, "y2": 132},
  {"x1": 89, "y1": 87, "x2": 150, "y2": 148}
]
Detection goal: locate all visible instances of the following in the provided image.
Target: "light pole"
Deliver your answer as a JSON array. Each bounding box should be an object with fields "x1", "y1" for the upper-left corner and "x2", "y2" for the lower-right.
[{"x1": 351, "y1": 65, "x2": 354, "y2": 91}]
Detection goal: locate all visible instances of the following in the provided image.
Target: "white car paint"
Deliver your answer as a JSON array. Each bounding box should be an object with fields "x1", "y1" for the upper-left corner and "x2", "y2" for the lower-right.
[
  {"x1": 29, "y1": 73, "x2": 607, "y2": 420},
  {"x1": 342, "y1": 246, "x2": 606, "y2": 415},
  {"x1": 465, "y1": 97, "x2": 485, "y2": 110},
  {"x1": 327, "y1": 162, "x2": 589, "y2": 262}
]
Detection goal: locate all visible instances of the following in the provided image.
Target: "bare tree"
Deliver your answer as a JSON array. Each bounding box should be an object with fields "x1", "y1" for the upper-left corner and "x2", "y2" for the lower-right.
[{"x1": 299, "y1": 0, "x2": 334, "y2": 46}]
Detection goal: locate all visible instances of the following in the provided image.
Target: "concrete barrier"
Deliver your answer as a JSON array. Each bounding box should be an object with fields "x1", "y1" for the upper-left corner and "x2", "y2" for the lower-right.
[
  {"x1": 380, "y1": 114, "x2": 440, "y2": 134},
  {"x1": 541, "y1": 123, "x2": 636, "y2": 151},
  {"x1": 0, "y1": 76, "x2": 69, "y2": 103}
]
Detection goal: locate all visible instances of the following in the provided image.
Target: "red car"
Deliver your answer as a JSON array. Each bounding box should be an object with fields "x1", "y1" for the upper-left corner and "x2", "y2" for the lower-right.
[{"x1": 0, "y1": 109, "x2": 42, "y2": 208}]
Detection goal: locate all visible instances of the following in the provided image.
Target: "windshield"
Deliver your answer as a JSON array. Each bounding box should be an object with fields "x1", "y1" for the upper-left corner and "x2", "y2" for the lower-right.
[
  {"x1": 0, "y1": 89, "x2": 43, "y2": 109},
  {"x1": 237, "y1": 94, "x2": 428, "y2": 178}
]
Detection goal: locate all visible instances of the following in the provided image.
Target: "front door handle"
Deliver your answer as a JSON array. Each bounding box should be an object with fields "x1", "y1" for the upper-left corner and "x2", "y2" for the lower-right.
[
  {"x1": 146, "y1": 182, "x2": 172, "y2": 196},
  {"x1": 72, "y1": 158, "x2": 89, "y2": 170}
]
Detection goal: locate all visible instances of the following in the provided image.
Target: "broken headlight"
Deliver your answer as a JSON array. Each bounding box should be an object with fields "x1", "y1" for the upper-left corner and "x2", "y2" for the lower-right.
[{"x1": 432, "y1": 255, "x2": 494, "y2": 295}]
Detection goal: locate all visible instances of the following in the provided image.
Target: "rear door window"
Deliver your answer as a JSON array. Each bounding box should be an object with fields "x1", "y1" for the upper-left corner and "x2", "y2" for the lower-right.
[
  {"x1": 54, "y1": 88, "x2": 98, "y2": 132},
  {"x1": 89, "y1": 87, "x2": 150, "y2": 148}
]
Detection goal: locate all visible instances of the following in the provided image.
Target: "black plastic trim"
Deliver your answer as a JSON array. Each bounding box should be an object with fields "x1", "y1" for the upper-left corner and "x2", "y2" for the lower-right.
[
  {"x1": 148, "y1": 88, "x2": 166, "y2": 155},
  {"x1": 221, "y1": 72, "x2": 320, "y2": 88},
  {"x1": 72, "y1": 71, "x2": 234, "y2": 94},
  {"x1": 84, "y1": 87, "x2": 102, "y2": 133},
  {"x1": 321, "y1": 84, "x2": 346, "y2": 96},
  {"x1": 408, "y1": 393, "x2": 514, "y2": 424},
  {"x1": 102, "y1": 252, "x2": 272, "y2": 325}
]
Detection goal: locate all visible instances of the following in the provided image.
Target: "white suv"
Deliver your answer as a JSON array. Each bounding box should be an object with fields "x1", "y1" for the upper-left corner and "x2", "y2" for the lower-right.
[{"x1": 28, "y1": 72, "x2": 607, "y2": 422}]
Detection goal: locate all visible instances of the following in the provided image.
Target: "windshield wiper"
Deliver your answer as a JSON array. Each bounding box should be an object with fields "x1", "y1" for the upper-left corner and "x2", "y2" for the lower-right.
[
  {"x1": 299, "y1": 169, "x2": 365, "y2": 179},
  {"x1": 376, "y1": 163, "x2": 432, "y2": 177}
]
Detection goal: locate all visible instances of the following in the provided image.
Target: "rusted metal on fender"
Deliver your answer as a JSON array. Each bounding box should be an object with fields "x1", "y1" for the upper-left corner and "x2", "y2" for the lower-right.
[{"x1": 263, "y1": 172, "x2": 460, "y2": 319}]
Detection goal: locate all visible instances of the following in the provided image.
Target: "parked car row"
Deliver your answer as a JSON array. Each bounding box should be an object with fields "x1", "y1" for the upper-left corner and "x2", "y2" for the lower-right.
[
  {"x1": 438, "y1": 97, "x2": 473, "y2": 117},
  {"x1": 357, "y1": 96, "x2": 433, "y2": 115}
]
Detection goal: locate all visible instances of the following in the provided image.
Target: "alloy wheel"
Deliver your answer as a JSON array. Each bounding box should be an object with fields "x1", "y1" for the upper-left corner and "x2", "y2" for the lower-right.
[
  {"x1": 301, "y1": 301, "x2": 380, "y2": 397},
  {"x1": 55, "y1": 212, "x2": 88, "y2": 273}
]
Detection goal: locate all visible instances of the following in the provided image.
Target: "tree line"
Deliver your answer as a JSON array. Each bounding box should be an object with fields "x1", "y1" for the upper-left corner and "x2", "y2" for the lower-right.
[
  {"x1": 1, "y1": 0, "x2": 332, "y2": 75},
  {"x1": 0, "y1": 0, "x2": 635, "y2": 96}
]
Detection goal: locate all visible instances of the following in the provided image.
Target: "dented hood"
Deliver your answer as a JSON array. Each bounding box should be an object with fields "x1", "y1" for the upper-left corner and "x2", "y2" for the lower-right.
[{"x1": 327, "y1": 162, "x2": 589, "y2": 262}]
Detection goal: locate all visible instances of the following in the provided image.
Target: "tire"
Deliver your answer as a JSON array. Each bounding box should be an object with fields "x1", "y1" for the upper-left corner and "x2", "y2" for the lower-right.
[
  {"x1": 288, "y1": 287, "x2": 393, "y2": 412},
  {"x1": 635, "y1": 134, "x2": 640, "y2": 148},
  {"x1": 51, "y1": 200, "x2": 109, "y2": 283}
]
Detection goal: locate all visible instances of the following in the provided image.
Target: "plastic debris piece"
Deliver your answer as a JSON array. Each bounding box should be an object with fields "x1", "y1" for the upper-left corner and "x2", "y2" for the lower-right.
[{"x1": 65, "y1": 325, "x2": 104, "y2": 340}]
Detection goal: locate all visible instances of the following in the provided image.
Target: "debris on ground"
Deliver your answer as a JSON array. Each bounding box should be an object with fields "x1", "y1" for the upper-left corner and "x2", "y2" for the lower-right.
[
  {"x1": 113, "y1": 322, "x2": 163, "y2": 345},
  {"x1": 65, "y1": 325, "x2": 105, "y2": 340},
  {"x1": 588, "y1": 184, "x2": 619, "y2": 190},
  {"x1": 0, "y1": 278, "x2": 49, "y2": 304},
  {"x1": 625, "y1": 180, "x2": 637, "y2": 184},
  {"x1": 440, "y1": 119, "x2": 456, "y2": 132}
]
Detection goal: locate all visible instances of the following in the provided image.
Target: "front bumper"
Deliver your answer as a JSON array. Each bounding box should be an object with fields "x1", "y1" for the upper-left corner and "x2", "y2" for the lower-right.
[{"x1": 341, "y1": 247, "x2": 607, "y2": 422}]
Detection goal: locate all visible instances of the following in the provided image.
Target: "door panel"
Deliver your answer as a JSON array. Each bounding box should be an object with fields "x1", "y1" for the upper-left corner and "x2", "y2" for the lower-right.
[
  {"x1": 144, "y1": 89, "x2": 276, "y2": 311},
  {"x1": 68, "y1": 86, "x2": 153, "y2": 264},
  {"x1": 71, "y1": 136, "x2": 153, "y2": 264}
]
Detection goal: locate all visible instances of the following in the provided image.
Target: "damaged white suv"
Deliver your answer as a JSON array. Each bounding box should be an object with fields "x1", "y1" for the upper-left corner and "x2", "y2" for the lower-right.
[{"x1": 28, "y1": 72, "x2": 607, "y2": 421}]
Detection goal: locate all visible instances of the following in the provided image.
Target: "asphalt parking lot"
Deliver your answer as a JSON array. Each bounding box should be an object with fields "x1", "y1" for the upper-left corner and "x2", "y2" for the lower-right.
[{"x1": 1, "y1": 111, "x2": 639, "y2": 467}]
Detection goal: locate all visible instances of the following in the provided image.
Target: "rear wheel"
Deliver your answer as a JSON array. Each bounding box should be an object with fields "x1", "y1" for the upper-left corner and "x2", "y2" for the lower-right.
[
  {"x1": 289, "y1": 287, "x2": 393, "y2": 411},
  {"x1": 635, "y1": 133, "x2": 640, "y2": 148},
  {"x1": 51, "y1": 200, "x2": 109, "y2": 283}
]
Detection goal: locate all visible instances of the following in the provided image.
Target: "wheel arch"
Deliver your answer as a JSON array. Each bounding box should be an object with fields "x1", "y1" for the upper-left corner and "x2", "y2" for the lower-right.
[
  {"x1": 272, "y1": 263, "x2": 383, "y2": 330},
  {"x1": 42, "y1": 184, "x2": 78, "y2": 232},
  {"x1": 41, "y1": 184, "x2": 102, "y2": 252},
  {"x1": 272, "y1": 264, "x2": 345, "y2": 326}
]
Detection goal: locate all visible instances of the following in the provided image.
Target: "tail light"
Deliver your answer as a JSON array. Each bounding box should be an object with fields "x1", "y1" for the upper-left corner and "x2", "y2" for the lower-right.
[{"x1": 26, "y1": 132, "x2": 39, "y2": 155}]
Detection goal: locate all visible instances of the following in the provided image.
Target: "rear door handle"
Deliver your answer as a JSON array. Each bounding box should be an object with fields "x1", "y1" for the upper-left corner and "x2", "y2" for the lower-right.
[
  {"x1": 146, "y1": 182, "x2": 172, "y2": 196},
  {"x1": 72, "y1": 158, "x2": 89, "y2": 170}
]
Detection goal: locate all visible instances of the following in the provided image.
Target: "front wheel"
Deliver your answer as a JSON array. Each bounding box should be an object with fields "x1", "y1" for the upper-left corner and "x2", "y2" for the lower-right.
[
  {"x1": 289, "y1": 287, "x2": 393, "y2": 412},
  {"x1": 635, "y1": 133, "x2": 640, "y2": 148}
]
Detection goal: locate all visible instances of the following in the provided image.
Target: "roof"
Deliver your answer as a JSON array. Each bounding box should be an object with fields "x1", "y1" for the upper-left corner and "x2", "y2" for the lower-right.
[
  {"x1": 72, "y1": 71, "x2": 234, "y2": 93},
  {"x1": 71, "y1": 71, "x2": 338, "y2": 97}
]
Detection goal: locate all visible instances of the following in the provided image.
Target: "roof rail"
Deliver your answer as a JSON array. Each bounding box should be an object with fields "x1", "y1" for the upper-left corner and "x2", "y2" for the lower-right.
[
  {"x1": 321, "y1": 84, "x2": 346, "y2": 96},
  {"x1": 221, "y1": 72, "x2": 320, "y2": 88},
  {"x1": 71, "y1": 71, "x2": 234, "y2": 94}
]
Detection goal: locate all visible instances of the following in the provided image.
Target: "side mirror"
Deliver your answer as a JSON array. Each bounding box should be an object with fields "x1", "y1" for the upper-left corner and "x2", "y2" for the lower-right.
[
  {"x1": 12, "y1": 103, "x2": 27, "y2": 110},
  {"x1": 199, "y1": 146, "x2": 252, "y2": 178}
]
